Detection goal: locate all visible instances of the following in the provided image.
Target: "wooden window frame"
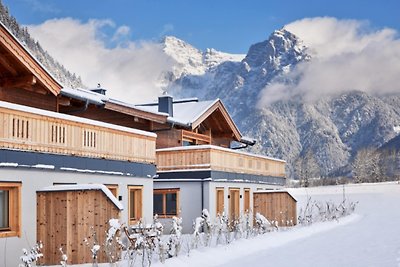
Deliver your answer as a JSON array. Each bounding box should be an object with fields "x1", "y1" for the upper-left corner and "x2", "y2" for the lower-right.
[
  {"x1": 105, "y1": 184, "x2": 118, "y2": 197},
  {"x1": 0, "y1": 182, "x2": 21, "y2": 238},
  {"x1": 153, "y1": 188, "x2": 180, "y2": 218},
  {"x1": 216, "y1": 187, "x2": 225, "y2": 216},
  {"x1": 128, "y1": 186, "x2": 143, "y2": 224}
]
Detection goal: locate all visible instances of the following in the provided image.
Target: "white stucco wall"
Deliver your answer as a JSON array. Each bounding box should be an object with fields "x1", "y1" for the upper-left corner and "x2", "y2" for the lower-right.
[
  {"x1": 0, "y1": 167, "x2": 153, "y2": 267},
  {"x1": 206, "y1": 181, "x2": 280, "y2": 225},
  {"x1": 154, "y1": 181, "x2": 203, "y2": 234},
  {"x1": 154, "y1": 180, "x2": 282, "y2": 234}
]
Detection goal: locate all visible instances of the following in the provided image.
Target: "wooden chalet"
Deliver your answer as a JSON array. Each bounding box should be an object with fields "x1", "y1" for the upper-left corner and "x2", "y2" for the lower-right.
[
  {"x1": 136, "y1": 95, "x2": 287, "y2": 233},
  {"x1": 0, "y1": 21, "x2": 159, "y2": 266}
]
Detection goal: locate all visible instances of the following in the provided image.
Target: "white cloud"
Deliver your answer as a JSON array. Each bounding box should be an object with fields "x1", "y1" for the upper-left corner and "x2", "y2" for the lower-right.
[
  {"x1": 258, "y1": 17, "x2": 400, "y2": 106},
  {"x1": 28, "y1": 18, "x2": 174, "y2": 103}
]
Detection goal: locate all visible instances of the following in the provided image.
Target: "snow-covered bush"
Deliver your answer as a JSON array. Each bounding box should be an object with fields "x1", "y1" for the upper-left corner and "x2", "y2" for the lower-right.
[
  {"x1": 59, "y1": 247, "x2": 68, "y2": 267},
  {"x1": 166, "y1": 216, "x2": 183, "y2": 258},
  {"x1": 255, "y1": 213, "x2": 277, "y2": 234},
  {"x1": 19, "y1": 241, "x2": 43, "y2": 267}
]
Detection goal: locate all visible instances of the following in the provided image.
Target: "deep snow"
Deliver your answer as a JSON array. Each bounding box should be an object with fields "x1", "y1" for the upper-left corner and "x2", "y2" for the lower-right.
[
  {"x1": 154, "y1": 182, "x2": 400, "y2": 267},
  {"x1": 43, "y1": 182, "x2": 400, "y2": 267}
]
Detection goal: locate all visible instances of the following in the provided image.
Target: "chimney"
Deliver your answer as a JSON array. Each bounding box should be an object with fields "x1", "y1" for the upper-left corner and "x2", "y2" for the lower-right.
[
  {"x1": 158, "y1": 95, "x2": 173, "y2": 116},
  {"x1": 90, "y1": 83, "x2": 107, "y2": 95}
]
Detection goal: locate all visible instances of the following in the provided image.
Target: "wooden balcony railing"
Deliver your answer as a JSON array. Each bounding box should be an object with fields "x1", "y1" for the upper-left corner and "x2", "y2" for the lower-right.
[
  {"x1": 0, "y1": 101, "x2": 156, "y2": 164},
  {"x1": 156, "y1": 145, "x2": 285, "y2": 177}
]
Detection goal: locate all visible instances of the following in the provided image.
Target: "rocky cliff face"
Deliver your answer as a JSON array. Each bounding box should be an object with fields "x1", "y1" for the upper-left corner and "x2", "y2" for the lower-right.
[{"x1": 162, "y1": 30, "x2": 400, "y2": 177}]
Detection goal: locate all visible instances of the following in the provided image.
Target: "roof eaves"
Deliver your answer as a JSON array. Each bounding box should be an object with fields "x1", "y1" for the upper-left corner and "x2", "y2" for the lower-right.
[{"x1": 0, "y1": 21, "x2": 64, "y2": 94}]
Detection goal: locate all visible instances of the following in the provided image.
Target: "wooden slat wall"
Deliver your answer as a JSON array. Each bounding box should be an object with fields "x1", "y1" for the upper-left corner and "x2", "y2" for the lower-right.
[
  {"x1": 156, "y1": 146, "x2": 285, "y2": 177},
  {"x1": 0, "y1": 106, "x2": 156, "y2": 164},
  {"x1": 37, "y1": 190, "x2": 120, "y2": 265},
  {"x1": 253, "y1": 192, "x2": 297, "y2": 226}
]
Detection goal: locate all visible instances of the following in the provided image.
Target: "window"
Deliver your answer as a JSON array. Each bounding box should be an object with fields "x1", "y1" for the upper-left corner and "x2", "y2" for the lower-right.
[
  {"x1": 244, "y1": 188, "x2": 250, "y2": 213},
  {"x1": 0, "y1": 182, "x2": 21, "y2": 238},
  {"x1": 153, "y1": 189, "x2": 179, "y2": 217},
  {"x1": 216, "y1": 188, "x2": 224, "y2": 216},
  {"x1": 105, "y1": 184, "x2": 118, "y2": 197},
  {"x1": 128, "y1": 186, "x2": 142, "y2": 224}
]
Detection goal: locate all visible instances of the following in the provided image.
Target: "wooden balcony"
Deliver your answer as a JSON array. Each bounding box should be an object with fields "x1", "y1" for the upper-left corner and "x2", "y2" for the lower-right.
[
  {"x1": 156, "y1": 145, "x2": 286, "y2": 177},
  {"x1": 0, "y1": 101, "x2": 156, "y2": 164}
]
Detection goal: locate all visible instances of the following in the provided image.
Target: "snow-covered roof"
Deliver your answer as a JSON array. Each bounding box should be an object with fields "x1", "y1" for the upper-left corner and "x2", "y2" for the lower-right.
[
  {"x1": 37, "y1": 184, "x2": 123, "y2": 210},
  {"x1": 254, "y1": 189, "x2": 297, "y2": 201},
  {"x1": 138, "y1": 99, "x2": 218, "y2": 127},
  {"x1": 61, "y1": 88, "x2": 109, "y2": 106},
  {"x1": 0, "y1": 100, "x2": 156, "y2": 138},
  {"x1": 156, "y1": 144, "x2": 286, "y2": 163}
]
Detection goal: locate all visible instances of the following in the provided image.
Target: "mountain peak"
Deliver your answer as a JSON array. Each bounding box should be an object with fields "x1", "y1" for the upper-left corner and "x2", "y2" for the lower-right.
[{"x1": 243, "y1": 28, "x2": 309, "y2": 70}]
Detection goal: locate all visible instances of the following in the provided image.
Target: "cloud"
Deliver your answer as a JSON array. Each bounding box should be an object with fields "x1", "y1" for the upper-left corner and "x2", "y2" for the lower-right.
[
  {"x1": 27, "y1": 18, "x2": 174, "y2": 103},
  {"x1": 258, "y1": 17, "x2": 400, "y2": 106}
]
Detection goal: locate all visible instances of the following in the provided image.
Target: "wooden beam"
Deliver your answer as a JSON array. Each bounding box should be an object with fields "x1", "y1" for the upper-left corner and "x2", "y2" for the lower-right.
[
  {"x1": 0, "y1": 75, "x2": 36, "y2": 89},
  {"x1": 0, "y1": 54, "x2": 18, "y2": 76}
]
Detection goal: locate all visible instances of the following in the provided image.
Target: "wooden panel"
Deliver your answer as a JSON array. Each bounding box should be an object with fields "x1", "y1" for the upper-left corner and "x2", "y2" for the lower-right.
[
  {"x1": 216, "y1": 188, "x2": 224, "y2": 215},
  {"x1": 156, "y1": 146, "x2": 285, "y2": 177},
  {"x1": 229, "y1": 188, "x2": 240, "y2": 221},
  {"x1": 0, "y1": 105, "x2": 156, "y2": 164},
  {"x1": 253, "y1": 192, "x2": 297, "y2": 226},
  {"x1": 0, "y1": 87, "x2": 57, "y2": 111},
  {"x1": 37, "y1": 190, "x2": 120, "y2": 265},
  {"x1": 244, "y1": 188, "x2": 250, "y2": 213}
]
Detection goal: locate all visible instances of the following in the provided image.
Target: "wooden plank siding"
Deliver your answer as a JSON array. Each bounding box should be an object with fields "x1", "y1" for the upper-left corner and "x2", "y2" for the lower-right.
[
  {"x1": 156, "y1": 146, "x2": 285, "y2": 177},
  {"x1": 37, "y1": 190, "x2": 121, "y2": 265},
  {"x1": 0, "y1": 105, "x2": 156, "y2": 164},
  {"x1": 253, "y1": 191, "x2": 297, "y2": 226}
]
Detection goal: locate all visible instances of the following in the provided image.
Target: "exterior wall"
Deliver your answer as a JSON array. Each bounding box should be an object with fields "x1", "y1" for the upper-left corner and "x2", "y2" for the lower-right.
[
  {"x1": 153, "y1": 181, "x2": 203, "y2": 234},
  {"x1": 206, "y1": 181, "x2": 280, "y2": 226},
  {"x1": 153, "y1": 180, "x2": 281, "y2": 234},
  {"x1": 0, "y1": 167, "x2": 153, "y2": 267}
]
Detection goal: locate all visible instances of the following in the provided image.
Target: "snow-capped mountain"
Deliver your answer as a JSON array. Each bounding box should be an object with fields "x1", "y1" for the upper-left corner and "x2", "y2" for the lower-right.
[{"x1": 163, "y1": 30, "x2": 400, "y2": 177}]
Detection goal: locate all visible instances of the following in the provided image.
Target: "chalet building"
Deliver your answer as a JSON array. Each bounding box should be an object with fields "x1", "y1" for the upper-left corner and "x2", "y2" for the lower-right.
[
  {"x1": 0, "y1": 16, "x2": 287, "y2": 264},
  {"x1": 136, "y1": 96, "x2": 287, "y2": 232},
  {"x1": 0, "y1": 22, "x2": 159, "y2": 265}
]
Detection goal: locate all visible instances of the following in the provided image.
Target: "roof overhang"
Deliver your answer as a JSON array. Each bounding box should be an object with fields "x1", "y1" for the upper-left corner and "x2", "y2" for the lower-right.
[{"x1": 0, "y1": 22, "x2": 62, "y2": 96}]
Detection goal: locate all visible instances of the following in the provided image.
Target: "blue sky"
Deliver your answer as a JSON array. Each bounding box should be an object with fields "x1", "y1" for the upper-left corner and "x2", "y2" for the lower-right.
[{"x1": 4, "y1": 0, "x2": 400, "y2": 53}]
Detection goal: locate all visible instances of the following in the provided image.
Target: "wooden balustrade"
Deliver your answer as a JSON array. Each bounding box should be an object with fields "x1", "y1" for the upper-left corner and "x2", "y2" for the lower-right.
[
  {"x1": 0, "y1": 103, "x2": 156, "y2": 164},
  {"x1": 156, "y1": 145, "x2": 285, "y2": 177}
]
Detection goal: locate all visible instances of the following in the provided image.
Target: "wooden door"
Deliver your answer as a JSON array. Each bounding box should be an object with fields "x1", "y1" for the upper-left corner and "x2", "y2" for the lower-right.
[{"x1": 229, "y1": 188, "x2": 240, "y2": 221}]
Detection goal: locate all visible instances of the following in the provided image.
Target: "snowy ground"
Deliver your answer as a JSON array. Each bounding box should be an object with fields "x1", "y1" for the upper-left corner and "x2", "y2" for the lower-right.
[
  {"x1": 45, "y1": 182, "x2": 400, "y2": 267},
  {"x1": 154, "y1": 182, "x2": 400, "y2": 267}
]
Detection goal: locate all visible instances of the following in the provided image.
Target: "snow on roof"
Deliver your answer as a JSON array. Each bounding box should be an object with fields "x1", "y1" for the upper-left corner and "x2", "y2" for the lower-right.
[
  {"x1": 61, "y1": 88, "x2": 109, "y2": 106},
  {"x1": 254, "y1": 189, "x2": 297, "y2": 201},
  {"x1": 0, "y1": 100, "x2": 156, "y2": 138},
  {"x1": 156, "y1": 144, "x2": 286, "y2": 163},
  {"x1": 138, "y1": 99, "x2": 218, "y2": 127},
  {"x1": 38, "y1": 184, "x2": 123, "y2": 210},
  {"x1": 107, "y1": 98, "x2": 168, "y2": 116}
]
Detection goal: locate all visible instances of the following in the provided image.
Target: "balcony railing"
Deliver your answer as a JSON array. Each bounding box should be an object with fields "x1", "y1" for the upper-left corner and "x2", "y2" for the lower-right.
[
  {"x1": 156, "y1": 145, "x2": 285, "y2": 177},
  {"x1": 0, "y1": 101, "x2": 156, "y2": 164}
]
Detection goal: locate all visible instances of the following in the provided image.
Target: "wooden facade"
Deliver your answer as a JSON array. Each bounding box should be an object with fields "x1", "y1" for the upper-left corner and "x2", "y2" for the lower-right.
[
  {"x1": 156, "y1": 145, "x2": 286, "y2": 177},
  {"x1": 37, "y1": 188, "x2": 121, "y2": 265},
  {"x1": 253, "y1": 191, "x2": 297, "y2": 226},
  {"x1": 0, "y1": 103, "x2": 156, "y2": 164}
]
